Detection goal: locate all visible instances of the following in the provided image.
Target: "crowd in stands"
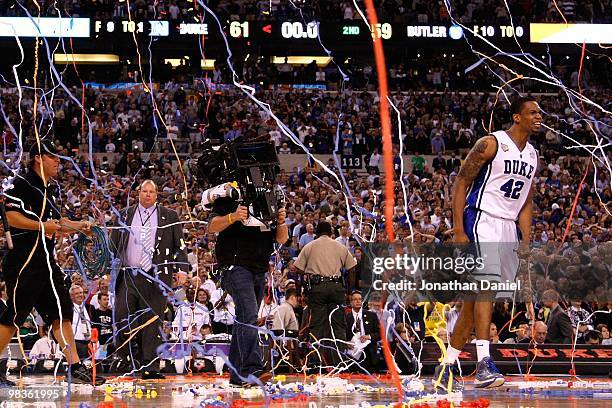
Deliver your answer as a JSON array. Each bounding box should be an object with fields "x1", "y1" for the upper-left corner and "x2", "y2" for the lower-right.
[
  {"x1": 2, "y1": 169, "x2": 610, "y2": 370},
  {"x1": 1, "y1": 0, "x2": 608, "y2": 24},
  {"x1": 0, "y1": 45, "x2": 610, "y2": 374},
  {"x1": 0, "y1": 134, "x2": 609, "y2": 371},
  {"x1": 1, "y1": 54, "x2": 609, "y2": 161}
]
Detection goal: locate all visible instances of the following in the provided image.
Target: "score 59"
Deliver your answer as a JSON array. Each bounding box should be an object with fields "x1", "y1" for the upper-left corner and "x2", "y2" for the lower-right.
[{"x1": 371, "y1": 23, "x2": 392, "y2": 39}]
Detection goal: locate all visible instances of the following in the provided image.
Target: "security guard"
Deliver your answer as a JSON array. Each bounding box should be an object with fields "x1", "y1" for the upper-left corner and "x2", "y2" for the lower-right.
[
  {"x1": 0, "y1": 140, "x2": 104, "y2": 385},
  {"x1": 294, "y1": 221, "x2": 356, "y2": 368}
]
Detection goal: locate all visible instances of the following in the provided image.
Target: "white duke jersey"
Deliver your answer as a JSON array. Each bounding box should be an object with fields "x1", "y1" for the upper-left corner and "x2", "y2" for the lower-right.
[{"x1": 465, "y1": 130, "x2": 537, "y2": 221}]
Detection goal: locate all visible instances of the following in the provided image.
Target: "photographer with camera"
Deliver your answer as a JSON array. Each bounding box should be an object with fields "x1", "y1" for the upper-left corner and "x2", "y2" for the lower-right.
[{"x1": 207, "y1": 198, "x2": 288, "y2": 387}]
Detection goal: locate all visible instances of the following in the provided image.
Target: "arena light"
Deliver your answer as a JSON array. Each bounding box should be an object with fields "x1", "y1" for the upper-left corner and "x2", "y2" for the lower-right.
[
  {"x1": 54, "y1": 53, "x2": 119, "y2": 64},
  {"x1": 201, "y1": 59, "x2": 215, "y2": 70},
  {"x1": 530, "y1": 23, "x2": 612, "y2": 44},
  {"x1": 164, "y1": 58, "x2": 189, "y2": 67},
  {"x1": 271, "y1": 56, "x2": 332, "y2": 67},
  {"x1": 163, "y1": 59, "x2": 216, "y2": 70}
]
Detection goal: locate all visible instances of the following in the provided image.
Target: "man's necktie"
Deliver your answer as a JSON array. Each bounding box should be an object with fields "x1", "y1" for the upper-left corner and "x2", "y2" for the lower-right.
[
  {"x1": 79, "y1": 305, "x2": 90, "y2": 340},
  {"x1": 141, "y1": 210, "x2": 153, "y2": 271},
  {"x1": 354, "y1": 316, "x2": 362, "y2": 335}
]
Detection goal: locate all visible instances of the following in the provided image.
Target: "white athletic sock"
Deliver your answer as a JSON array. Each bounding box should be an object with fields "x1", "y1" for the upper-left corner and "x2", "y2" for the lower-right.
[
  {"x1": 444, "y1": 345, "x2": 461, "y2": 365},
  {"x1": 476, "y1": 340, "x2": 490, "y2": 361}
]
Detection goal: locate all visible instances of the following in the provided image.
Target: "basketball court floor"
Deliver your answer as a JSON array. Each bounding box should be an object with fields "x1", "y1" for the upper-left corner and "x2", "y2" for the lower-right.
[{"x1": 3, "y1": 374, "x2": 611, "y2": 407}]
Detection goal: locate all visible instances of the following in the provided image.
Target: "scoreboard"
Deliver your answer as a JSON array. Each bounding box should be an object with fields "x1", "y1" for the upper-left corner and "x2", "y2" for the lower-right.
[
  {"x1": 89, "y1": 19, "x2": 527, "y2": 44},
  {"x1": 1, "y1": 17, "x2": 609, "y2": 46}
]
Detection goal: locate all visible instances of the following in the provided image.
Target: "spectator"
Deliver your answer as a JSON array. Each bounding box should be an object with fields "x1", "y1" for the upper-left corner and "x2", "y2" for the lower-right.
[
  {"x1": 568, "y1": 297, "x2": 594, "y2": 341},
  {"x1": 431, "y1": 133, "x2": 446, "y2": 154},
  {"x1": 346, "y1": 290, "x2": 381, "y2": 373},
  {"x1": 225, "y1": 122, "x2": 242, "y2": 142},
  {"x1": 394, "y1": 293, "x2": 426, "y2": 341},
  {"x1": 298, "y1": 223, "x2": 316, "y2": 249},
  {"x1": 532, "y1": 321, "x2": 548, "y2": 345},
  {"x1": 173, "y1": 287, "x2": 211, "y2": 341},
  {"x1": 504, "y1": 322, "x2": 531, "y2": 344},
  {"x1": 279, "y1": 142, "x2": 292, "y2": 154},
  {"x1": 597, "y1": 324, "x2": 610, "y2": 345},
  {"x1": 583, "y1": 330, "x2": 601, "y2": 345},
  {"x1": 210, "y1": 285, "x2": 235, "y2": 335},
  {"x1": 28, "y1": 325, "x2": 63, "y2": 364},
  {"x1": 412, "y1": 152, "x2": 426, "y2": 176},
  {"x1": 446, "y1": 152, "x2": 461, "y2": 175},
  {"x1": 335, "y1": 221, "x2": 351, "y2": 248},
  {"x1": 432, "y1": 152, "x2": 445, "y2": 172},
  {"x1": 392, "y1": 323, "x2": 418, "y2": 375},
  {"x1": 69, "y1": 285, "x2": 92, "y2": 359},
  {"x1": 89, "y1": 292, "x2": 113, "y2": 348},
  {"x1": 542, "y1": 289, "x2": 573, "y2": 344},
  {"x1": 489, "y1": 323, "x2": 500, "y2": 344},
  {"x1": 367, "y1": 149, "x2": 381, "y2": 174},
  {"x1": 258, "y1": 294, "x2": 279, "y2": 327},
  {"x1": 89, "y1": 277, "x2": 114, "y2": 310},
  {"x1": 271, "y1": 288, "x2": 299, "y2": 333}
]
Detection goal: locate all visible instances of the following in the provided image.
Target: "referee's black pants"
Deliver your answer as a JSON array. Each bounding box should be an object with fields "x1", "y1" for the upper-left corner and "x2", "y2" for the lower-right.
[
  {"x1": 114, "y1": 270, "x2": 167, "y2": 372},
  {"x1": 308, "y1": 280, "x2": 348, "y2": 367}
]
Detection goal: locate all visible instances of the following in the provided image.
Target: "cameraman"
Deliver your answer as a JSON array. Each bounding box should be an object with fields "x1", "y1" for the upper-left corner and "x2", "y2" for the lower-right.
[{"x1": 207, "y1": 199, "x2": 288, "y2": 387}]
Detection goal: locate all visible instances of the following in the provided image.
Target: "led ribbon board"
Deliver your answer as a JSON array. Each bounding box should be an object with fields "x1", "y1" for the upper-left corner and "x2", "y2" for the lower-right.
[
  {"x1": 530, "y1": 23, "x2": 612, "y2": 44},
  {"x1": 0, "y1": 17, "x2": 90, "y2": 38}
]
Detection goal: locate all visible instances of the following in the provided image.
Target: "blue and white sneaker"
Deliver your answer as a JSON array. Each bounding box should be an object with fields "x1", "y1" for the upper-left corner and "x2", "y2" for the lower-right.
[
  {"x1": 474, "y1": 356, "x2": 505, "y2": 388},
  {"x1": 432, "y1": 363, "x2": 463, "y2": 393}
]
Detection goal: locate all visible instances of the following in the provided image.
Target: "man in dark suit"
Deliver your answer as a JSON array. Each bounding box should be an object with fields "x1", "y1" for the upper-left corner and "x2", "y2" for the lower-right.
[
  {"x1": 432, "y1": 152, "x2": 446, "y2": 172},
  {"x1": 542, "y1": 289, "x2": 573, "y2": 344},
  {"x1": 346, "y1": 290, "x2": 381, "y2": 373},
  {"x1": 111, "y1": 179, "x2": 188, "y2": 379},
  {"x1": 445, "y1": 152, "x2": 461, "y2": 175}
]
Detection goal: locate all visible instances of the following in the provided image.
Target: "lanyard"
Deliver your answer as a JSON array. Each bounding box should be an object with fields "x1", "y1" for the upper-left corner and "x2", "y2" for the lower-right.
[{"x1": 137, "y1": 204, "x2": 157, "y2": 226}]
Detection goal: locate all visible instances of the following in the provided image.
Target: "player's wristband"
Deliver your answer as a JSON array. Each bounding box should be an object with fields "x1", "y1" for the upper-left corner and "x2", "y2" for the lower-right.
[{"x1": 228, "y1": 213, "x2": 233, "y2": 224}]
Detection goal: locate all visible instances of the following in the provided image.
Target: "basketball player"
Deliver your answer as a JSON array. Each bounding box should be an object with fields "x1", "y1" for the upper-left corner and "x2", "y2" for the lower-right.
[{"x1": 434, "y1": 97, "x2": 540, "y2": 391}]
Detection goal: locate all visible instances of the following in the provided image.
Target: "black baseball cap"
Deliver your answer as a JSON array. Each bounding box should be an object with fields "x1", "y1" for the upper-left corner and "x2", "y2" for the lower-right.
[{"x1": 29, "y1": 140, "x2": 59, "y2": 157}]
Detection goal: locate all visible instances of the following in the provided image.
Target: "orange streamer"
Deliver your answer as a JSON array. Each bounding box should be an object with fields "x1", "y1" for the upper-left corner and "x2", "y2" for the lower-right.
[
  {"x1": 363, "y1": 0, "x2": 401, "y2": 402},
  {"x1": 363, "y1": 0, "x2": 395, "y2": 242}
]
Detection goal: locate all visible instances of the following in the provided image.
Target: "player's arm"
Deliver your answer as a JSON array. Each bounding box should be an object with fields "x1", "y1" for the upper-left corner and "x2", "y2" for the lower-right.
[
  {"x1": 517, "y1": 186, "x2": 534, "y2": 244},
  {"x1": 6, "y1": 211, "x2": 60, "y2": 234},
  {"x1": 451, "y1": 136, "x2": 497, "y2": 243},
  {"x1": 59, "y1": 218, "x2": 92, "y2": 234}
]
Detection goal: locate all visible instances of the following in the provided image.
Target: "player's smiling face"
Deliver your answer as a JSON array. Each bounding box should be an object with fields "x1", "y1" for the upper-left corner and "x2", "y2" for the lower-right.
[{"x1": 517, "y1": 101, "x2": 542, "y2": 133}]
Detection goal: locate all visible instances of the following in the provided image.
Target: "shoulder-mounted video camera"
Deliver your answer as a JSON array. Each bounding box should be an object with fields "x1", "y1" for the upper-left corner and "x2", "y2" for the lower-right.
[{"x1": 192, "y1": 137, "x2": 284, "y2": 226}]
